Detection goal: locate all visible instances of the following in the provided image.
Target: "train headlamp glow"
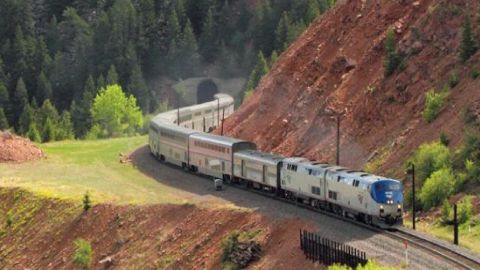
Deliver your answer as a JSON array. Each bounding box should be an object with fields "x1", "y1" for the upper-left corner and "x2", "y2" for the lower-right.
[
  {"x1": 380, "y1": 205, "x2": 384, "y2": 209},
  {"x1": 397, "y1": 204, "x2": 402, "y2": 209}
]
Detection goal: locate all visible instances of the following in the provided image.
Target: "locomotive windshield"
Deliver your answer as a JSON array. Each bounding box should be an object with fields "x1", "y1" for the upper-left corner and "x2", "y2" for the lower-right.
[
  {"x1": 371, "y1": 180, "x2": 403, "y2": 204},
  {"x1": 375, "y1": 182, "x2": 401, "y2": 191}
]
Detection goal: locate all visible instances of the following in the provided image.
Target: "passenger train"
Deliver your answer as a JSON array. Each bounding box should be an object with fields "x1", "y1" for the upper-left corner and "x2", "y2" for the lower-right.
[{"x1": 149, "y1": 93, "x2": 403, "y2": 227}]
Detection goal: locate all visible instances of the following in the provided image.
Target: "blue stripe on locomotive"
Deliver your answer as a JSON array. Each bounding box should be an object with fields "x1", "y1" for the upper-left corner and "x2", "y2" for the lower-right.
[{"x1": 370, "y1": 179, "x2": 403, "y2": 204}]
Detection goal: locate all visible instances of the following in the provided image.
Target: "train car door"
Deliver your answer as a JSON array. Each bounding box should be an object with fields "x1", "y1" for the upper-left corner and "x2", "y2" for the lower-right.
[{"x1": 262, "y1": 165, "x2": 267, "y2": 183}]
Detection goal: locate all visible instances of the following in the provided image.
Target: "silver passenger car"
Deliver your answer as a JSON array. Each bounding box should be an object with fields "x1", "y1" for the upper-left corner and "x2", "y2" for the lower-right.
[
  {"x1": 149, "y1": 121, "x2": 198, "y2": 168},
  {"x1": 233, "y1": 150, "x2": 285, "y2": 191},
  {"x1": 189, "y1": 133, "x2": 256, "y2": 179}
]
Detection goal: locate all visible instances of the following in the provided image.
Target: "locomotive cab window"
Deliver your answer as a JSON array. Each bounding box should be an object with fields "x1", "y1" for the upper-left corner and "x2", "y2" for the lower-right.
[{"x1": 328, "y1": 190, "x2": 338, "y2": 200}]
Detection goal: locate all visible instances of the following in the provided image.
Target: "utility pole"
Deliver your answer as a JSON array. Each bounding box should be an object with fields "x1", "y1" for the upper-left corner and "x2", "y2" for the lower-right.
[
  {"x1": 177, "y1": 107, "x2": 180, "y2": 126},
  {"x1": 203, "y1": 117, "x2": 206, "y2": 132},
  {"x1": 454, "y1": 204, "x2": 459, "y2": 245},
  {"x1": 217, "y1": 98, "x2": 220, "y2": 127},
  {"x1": 406, "y1": 163, "x2": 416, "y2": 230},
  {"x1": 221, "y1": 108, "x2": 225, "y2": 136},
  {"x1": 336, "y1": 114, "x2": 340, "y2": 166}
]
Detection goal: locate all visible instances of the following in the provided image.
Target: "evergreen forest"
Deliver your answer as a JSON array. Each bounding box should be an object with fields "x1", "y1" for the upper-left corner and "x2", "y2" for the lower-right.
[{"x1": 0, "y1": 0, "x2": 334, "y2": 139}]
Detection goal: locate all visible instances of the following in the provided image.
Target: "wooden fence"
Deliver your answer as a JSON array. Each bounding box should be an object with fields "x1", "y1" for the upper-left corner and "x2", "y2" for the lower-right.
[{"x1": 300, "y1": 229, "x2": 368, "y2": 268}]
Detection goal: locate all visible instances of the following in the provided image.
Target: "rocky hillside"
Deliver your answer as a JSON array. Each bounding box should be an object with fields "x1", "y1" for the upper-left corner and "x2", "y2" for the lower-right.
[
  {"x1": 222, "y1": 0, "x2": 480, "y2": 176},
  {"x1": 0, "y1": 188, "x2": 317, "y2": 269}
]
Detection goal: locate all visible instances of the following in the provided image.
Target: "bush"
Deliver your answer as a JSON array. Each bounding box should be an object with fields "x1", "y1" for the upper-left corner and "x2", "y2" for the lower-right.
[
  {"x1": 470, "y1": 67, "x2": 479, "y2": 79},
  {"x1": 440, "y1": 132, "x2": 450, "y2": 146},
  {"x1": 422, "y1": 89, "x2": 448, "y2": 123},
  {"x1": 5, "y1": 212, "x2": 12, "y2": 227},
  {"x1": 419, "y1": 168, "x2": 455, "y2": 210},
  {"x1": 458, "y1": 196, "x2": 474, "y2": 224},
  {"x1": 440, "y1": 199, "x2": 452, "y2": 225},
  {"x1": 83, "y1": 191, "x2": 91, "y2": 212},
  {"x1": 448, "y1": 71, "x2": 460, "y2": 88},
  {"x1": 408, "y1": 142, "x2": 451, "y2": 184},
  {"x1": 384, "y1": 28, "x2": 403, "y2": 77},
  {"x1": 73, "y1": 239, "x2": 92, "y2": 268},
  {"x1": 222, "y1": 231, "x2": 240, "y2": 263}
]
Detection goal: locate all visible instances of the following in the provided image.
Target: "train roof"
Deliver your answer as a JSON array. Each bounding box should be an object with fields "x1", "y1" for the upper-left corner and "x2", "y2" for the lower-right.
[
  {"x1": 151, "y1": 93, "x2": 234, "y2": 124},
  {"x1": 282, "y1": 157, "x2": 310, "y2": 164},
  {"x1": 190, "y1": 133, "x2": 256, "y2": 148},
  {"x1": 234, "y1": 150, "x2": 285, "y2": 165},
  {"x1": 150, "y1": 121, "x2": 199, "y2": 135}
]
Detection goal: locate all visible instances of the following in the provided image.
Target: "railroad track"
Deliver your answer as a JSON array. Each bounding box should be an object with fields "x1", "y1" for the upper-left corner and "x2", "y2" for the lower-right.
[
  {"x1": 384, "y1": 228, "x2": 480, "y2": 270},
  {"x1": 160, "y1": 160, "x2": 480, "y2": 269}
]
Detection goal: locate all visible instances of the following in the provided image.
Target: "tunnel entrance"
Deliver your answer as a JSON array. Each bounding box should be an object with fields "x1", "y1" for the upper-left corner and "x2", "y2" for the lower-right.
[{"x1": 197, "y1": 79, "x2": 219, "y2": 104}]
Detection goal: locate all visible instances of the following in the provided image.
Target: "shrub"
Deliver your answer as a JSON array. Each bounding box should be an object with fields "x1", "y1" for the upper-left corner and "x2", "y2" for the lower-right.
[
  {"x1": 408, "y1": 142, "x2": 451, "y2": 184},
  {"x1": 470, "y1": 67, "x2": 479, "y2": 79},
  {"x1": 419, "y1": 168, "x2": 455, "y2": 210},
  {"x1": 460, "y1": 15, "x2": 477, "y2": 62},
  {"x1": 448, "y1": 71, "x2": 460, "y2": 88},
  {"x1": 440, "y1": 199, "x2": 452, "y2": 225},
  {"x1": 458, "y1": 196, "x2": 473, "y2": 224},
  {"x1": 222, "y1": 231, "x2": 240, "y2": 263},
  {"x1": 83, "y1": 192, "x2": 91, "y2": 212},
  {"x1": 73, "y1": 239, "x2": 92, "y2": 268},
  {"x1": 422, "y1": 89, "x2": 448, "y2": 123},
  {"x1": 5, "y1": 212, "x2": 12, "y2": 227},
  {"x1": 384, "y1": 28, "x2": 402, "y2": 77},
  {"x1": 440, "y1": 132, "x2": 450, "y2": 146}
]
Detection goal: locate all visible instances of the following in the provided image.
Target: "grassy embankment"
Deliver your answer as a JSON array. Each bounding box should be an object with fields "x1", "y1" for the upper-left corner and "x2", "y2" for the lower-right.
[
  {"x1": 0, "y1": 136, "x2": 188, "y2": 205},
  {"x1": 403, "y1": 219, "x2": 480, "y2": 254}
]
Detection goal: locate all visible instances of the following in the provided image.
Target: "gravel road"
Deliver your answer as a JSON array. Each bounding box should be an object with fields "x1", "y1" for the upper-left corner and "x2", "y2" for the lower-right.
[{"x1": 131, "y1": 145, "x2": 459, "y2": 269}]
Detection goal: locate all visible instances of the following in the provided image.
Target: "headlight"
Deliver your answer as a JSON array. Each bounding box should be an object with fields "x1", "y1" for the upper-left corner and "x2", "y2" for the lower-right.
[
  {"x1": 380, "y1": 205, "x2": 384, "y2": 209},
  {"x1": 397, "y1": 204, "x2": 402, "y2": 209}
]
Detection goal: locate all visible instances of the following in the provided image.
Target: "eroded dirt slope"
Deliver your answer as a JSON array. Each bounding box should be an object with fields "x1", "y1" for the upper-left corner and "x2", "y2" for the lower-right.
[
  {"x1": 0, "y1": 188, "x2": 318, "y2": 270},
  {"x1": 221, "y1": 0, "x2": 480, "y2": 176}
]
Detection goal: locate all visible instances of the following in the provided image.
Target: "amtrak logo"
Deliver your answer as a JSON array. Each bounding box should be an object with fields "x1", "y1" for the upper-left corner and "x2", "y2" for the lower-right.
[
  {"x1": 358, "y1": 194, "x2": 363, "y2": 204},
  {"x1": 385, "y1": 191, "x2": 393, "y2": 198}
]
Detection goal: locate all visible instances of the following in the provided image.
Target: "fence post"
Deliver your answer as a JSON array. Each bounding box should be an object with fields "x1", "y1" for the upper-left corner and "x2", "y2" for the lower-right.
[{"x1": 300, "y1": 230, "x2": 303, "y2": 251}]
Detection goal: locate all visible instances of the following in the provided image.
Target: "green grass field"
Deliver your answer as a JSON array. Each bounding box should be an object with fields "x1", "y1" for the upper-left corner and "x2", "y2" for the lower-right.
[{"x1": 0, "y1": 136, "x2": 189, "y2": 205}]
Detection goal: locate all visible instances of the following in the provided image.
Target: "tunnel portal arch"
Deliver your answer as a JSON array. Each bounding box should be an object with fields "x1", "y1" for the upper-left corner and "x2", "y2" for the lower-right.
[{"x1": 197, "y1": 79, "x2": 219, "y2": 104}]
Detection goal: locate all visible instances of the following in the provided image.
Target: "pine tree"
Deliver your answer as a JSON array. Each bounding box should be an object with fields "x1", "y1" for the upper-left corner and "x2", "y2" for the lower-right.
[
  {"x1": 0, "y1": 82, "x2": 9, "y2": 112},
  {"x1": 246, "y1": 51, "x2": 269, "y2": 91},
  {"x1": 71, "y1": 75, "x2": 96, "y2": 138},
  {"x1": 13, "y1": 26, "x2": 28, "y2": 80},
  {"x1": 56, "y1": 111, "x2": 74, "y2": 140},
  {"x1": 128, "y1": 63, "x2": 149, "y2": 113},
  {"x1": 13, "y1": 77, "x2": 29, "y2": 127},
  {"x1": 175, "y1": 0, "x2": 187, "y2": 27},
  {"x1": 106, "y1": 65, "x2": 119, "y2": 85},
  {"x1": 0, "y1": 108, "x2": 8, "y2": 130},
  {"x1": 36, "y1": 72, "x2": 53, "y2": 103},
  {"x1": 305, "y1": 0, "x2": 320, "y2": 24},
  {"x1": 270, "y1": 50, "x2": 279, "y2": 67},
  {"x1": 97, "y1": 74, "x2": 106, "y2": 90},
  {"x1": 179, "y1": 19, "x2": 199, "y2": 77},
  {"x1": 167, "y1": 10, "x2": 181, "y2": 43},
  {"x1": 384, "y1": 27, "x2": 401, "y2": 77},
  {"x1": 26, "y1": 122, "x2": 41, "y2": 142},
  {"x1": 286, "y1": 20, "x2": 306, "y2": 46},
  {"x1": 199, "y1": 7, "x2": 217, "y2": 63},
  {"x1": 43, "y1": 117, "x2": 56, "y2": 142},
  {"x1": 38, "y1": 99, "x2": 59, "y2": 137},
  {"x1": 35, "y1": 37, "x2": 52, "y2": 76},
  {"x1": 460, "y1": 15, "x2": 477, "y2": 62},
  {"x1": 18, "y1": 104, "x2": 35, "y2": 135},
  {"x1": 275, "y1": 12, "x2": 290, "y2": 52}
]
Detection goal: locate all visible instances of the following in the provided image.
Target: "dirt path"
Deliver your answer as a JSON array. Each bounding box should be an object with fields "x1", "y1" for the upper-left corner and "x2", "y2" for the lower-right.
[{"x1": 130, "y1": 145, "x2": 458, "y2": 269}]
